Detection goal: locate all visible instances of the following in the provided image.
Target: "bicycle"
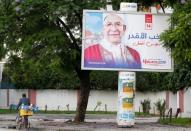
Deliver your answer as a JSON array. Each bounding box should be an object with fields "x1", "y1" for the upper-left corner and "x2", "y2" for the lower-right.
[{"x1": 16, "y1": 105, "x2": 33, "y2": 129}]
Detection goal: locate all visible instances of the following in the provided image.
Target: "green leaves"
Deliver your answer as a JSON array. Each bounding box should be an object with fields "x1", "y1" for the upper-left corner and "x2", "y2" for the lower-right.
[
  {"x1": 161, "y1": 2, "x2": 191, "y2": 64},
  {"x1": 136, "y1": 72, "x2": 169, "y2": 92},
  {"x1": 165, "y1": 64, "x2": 191, "y2": 92},
  {"x1": 0, "y1": 0, "x2": 106, "y2": 89},
  {"x1": 1, "y1": 0, "x2": 190, "y2": 91},
  {"x1": 90, "y1": 71, "x2": 118, "y2": 90},
  {"x1": 160, "y1": 2, "x2": 191, "y2": 91}
]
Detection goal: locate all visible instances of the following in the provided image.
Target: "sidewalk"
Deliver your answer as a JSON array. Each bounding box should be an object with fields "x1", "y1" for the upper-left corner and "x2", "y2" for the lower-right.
[{"x1": 0, "y1": 114, "x2": 190, "y2": 131}]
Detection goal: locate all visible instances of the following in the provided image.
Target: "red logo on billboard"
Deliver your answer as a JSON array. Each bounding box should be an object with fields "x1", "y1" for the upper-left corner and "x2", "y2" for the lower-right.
[
  {"x1": 145, "y1": 14, "x2": 152, "y2": 30},
  {"x1": 145, "y1": 14, "x2": 152, "y2": 23}
]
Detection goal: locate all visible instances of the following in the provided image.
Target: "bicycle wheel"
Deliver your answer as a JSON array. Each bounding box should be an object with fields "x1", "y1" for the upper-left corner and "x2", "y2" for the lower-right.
[
  {"x1": 15, "y1": 115, "x2": 19, "y2": 124},
  {"x1": 23, "y1": 116, "x2": 29, "y2": 129},
  {"x1": 15, "y1": 116, "x2": 23, "y2": 129},
  {"x1": 18, "y1": 117, "x2": 23, "y2": 129},
  {"x1": 28, "y1": 122, "x2": 30, "y2": 129}
]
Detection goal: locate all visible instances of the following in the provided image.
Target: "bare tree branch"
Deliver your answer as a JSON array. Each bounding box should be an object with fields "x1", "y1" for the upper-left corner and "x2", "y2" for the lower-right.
[
  {"x1": 159, "y1": 0, "x2": 165, "y2": 13},
  {"x1": 74, "y1": 10, "x2": 82, "y2": 32},
  {"x1": 57, "y1": 17, "x2": 81, "y2": 52}
]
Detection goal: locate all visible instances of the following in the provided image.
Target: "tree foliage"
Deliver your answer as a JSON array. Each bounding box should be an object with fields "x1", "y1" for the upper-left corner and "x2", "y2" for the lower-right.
[
  {"x1": 1, "y1": 0, "x2": 191, "y2": 121},
  {"x1": 2, "y1": 60, "x2": 80, "y2": 89},
  {"x1": 0, "y1": 0, "x2": 104, "y2": 89},
  {"x1": 161, "y1": 2, "x2": 191, "y2": 64},
  {"x1": 136, "y1": 72, "x2": 169, "y2": 92},
  {"x1": 164, "y1": 64, "x2": 191, "y2": 93},
  {"x1": 1, "y1": 0, "x2": 188, "y2": 93},
  {"x1": 160, "y1": 2, "x2": 191, "y2": 91},
  {"x1": 90, "y1": 71, "x2": 118, "y2": 90},
  {"x1": 0, "y1": 0, "x2": 105, "y2": 122}
]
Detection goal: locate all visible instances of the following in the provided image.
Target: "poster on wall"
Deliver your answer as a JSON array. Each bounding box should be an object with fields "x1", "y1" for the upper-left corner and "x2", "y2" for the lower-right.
[
  {"x1": 117, "y1": 72, "x2": 135, "y2": 126},
  {"x1": 81, "y1": 10, "x2": 173, "y2": 72}
]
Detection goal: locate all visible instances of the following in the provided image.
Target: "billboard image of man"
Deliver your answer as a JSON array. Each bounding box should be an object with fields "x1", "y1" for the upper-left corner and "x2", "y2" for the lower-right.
[{"x1": 84, "y1": 13, "x2": 141, "y2": 69}]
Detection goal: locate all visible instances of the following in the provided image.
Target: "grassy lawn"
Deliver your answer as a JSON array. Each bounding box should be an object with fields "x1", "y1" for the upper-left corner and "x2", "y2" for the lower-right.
[
  {"x1": 0, "y1": 109, "x2": 116, "y2": 114},
  {"x1": 0, "y1": 109, "x2": 160, "y2": 116},
  {"x1": 0, "y1": 109, "x2": 17, "y2": 114},
  {"x1": 37, "y1": 110, "x2": 117, "y2": 114},
  {"x1": 0, "y1": 108, "x2": 157, "y2": 117},
  {"x1": 159, "y1": 118, "x2": 191, "y2": 127},
  {"x1": 135, "y1": 112, "x2": 158, "y2": 117}
]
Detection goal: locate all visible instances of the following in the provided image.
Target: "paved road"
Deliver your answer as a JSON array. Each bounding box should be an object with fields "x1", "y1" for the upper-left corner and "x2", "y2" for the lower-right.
[{"x1": 0, "y1": 114, "x2": 190, "y2": 131}]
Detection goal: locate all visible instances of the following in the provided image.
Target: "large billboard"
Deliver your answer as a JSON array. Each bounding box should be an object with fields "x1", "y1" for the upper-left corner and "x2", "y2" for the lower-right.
[{"x1": 81, "y1": 10, "x2": 173, "y2": 72}]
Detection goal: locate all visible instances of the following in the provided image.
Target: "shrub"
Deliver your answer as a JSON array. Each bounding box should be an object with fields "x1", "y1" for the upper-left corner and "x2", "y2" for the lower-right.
[
  {"x1": 141, "y1": 99, "x2": 151, "y2": 114},
  {"x1": 155, "y1": 99, "x2": 166, "y2": 119}
]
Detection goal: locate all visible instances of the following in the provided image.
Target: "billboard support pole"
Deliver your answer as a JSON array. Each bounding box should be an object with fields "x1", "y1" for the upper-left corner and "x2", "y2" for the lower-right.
[
  {"x1": 117, "y1": 2, "x2": 138, "y2": 128},
  {"x1": 83, "y1": 2, "x2": 172, "y2": 127},
  {"x1": 117, "y1": 72, "x2": 136, "y2": 127},
  {"x1": 106, "y1": 0, "x2": 113, "y2": 11}
]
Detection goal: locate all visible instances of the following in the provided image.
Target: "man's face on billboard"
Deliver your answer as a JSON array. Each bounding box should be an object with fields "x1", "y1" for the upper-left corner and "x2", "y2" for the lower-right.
[{"x1": 103, "y1": 14, "x2": 126, "y2": 45}]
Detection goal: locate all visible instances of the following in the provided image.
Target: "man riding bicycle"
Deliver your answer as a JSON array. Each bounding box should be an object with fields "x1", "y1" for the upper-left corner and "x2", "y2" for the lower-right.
[
  {"x1": 16, "y1": 93, "x2": 31, "y2": 129},
  {"x1": 17, "y1": 93, "x2": 30, "y2": 110}
]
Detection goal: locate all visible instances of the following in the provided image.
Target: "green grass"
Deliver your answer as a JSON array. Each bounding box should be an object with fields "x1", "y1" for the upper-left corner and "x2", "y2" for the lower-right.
[
  {"x1": 0, "y1": 109, "x2": 158, "y2": 117},
  {"x1": 135, "y1": 112, "x2": 158, "y2": 117},
  {"x1": 0, "y1": 109, "x2": 116, "y2": 115},
  {"x1": 159, "y1": 118, "x2": 191, "y2": 127},
  {"x1": 37, "y1": 110, "x2": 117, "y2": 114},
  {"x1": 0, "y1": 109, "x2": 157, "y2": 117},
  {"x1": 0, "y1": 109, "x2": 17, "y2": 114}
]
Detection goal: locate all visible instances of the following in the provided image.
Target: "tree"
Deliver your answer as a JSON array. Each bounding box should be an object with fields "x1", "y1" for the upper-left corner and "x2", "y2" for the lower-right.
[
  {"x1": 0, "y1": 0, "x2": 106, "y2": 122},
  {"x1": 2, "y1": 58, "x2": 81, "y2": 89},
  {"x1": 160, "y1": 2, "x2": 191, "y2": 91},
  {"x1": 1, "y1": 0, "x2": 187, "y2": 123},
  {"x1": 90, "y1": 71, "x2": 118, "y2": 90},
  {"x1": 161, "y1": 2, "x2": 191, "y2": 64},
  {"x1": 162, "y1": 63, "x2": 191, "y2": 93},
  {"x1": 136, "y1": 72, "x2": 169, "y2": 92}
]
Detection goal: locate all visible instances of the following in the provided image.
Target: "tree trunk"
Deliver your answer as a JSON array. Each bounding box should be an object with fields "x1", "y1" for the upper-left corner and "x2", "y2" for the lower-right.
[{"x1": 74, "y1": 70, "x2": 90, "y2": 122}]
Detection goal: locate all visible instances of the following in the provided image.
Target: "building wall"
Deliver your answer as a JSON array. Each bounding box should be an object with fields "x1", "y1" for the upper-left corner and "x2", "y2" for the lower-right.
[
  {"x1": 0, "y1": 89, "x2": 7, "y2": 108},
  {"x1": 88, "y1": 90, "x2": 118, "y2": 111},
  {"x1": 181, "y1": 88, "x2": 191, "y2": 117},
  {"x1": 36, "y1": 90, "x2": 167, "y2": 112},
  {"x1": 36, "y1": 90, "x2": 77, "y2": 111},
  {"x1": 167, "y1": 92, "x2": 177, "y2": 116},
  {"x1": 1, "y1": 89, "x2": 167, "y2": 112},
  {"x1": 9, "y1": 89, "x2": 28, "y2": 106},
  {"x1": 0, "y1": 88, "x2": 191, "y2": 117},
  {"x1": 134, "y1": 91, "x2": 166, "y2": 114}
]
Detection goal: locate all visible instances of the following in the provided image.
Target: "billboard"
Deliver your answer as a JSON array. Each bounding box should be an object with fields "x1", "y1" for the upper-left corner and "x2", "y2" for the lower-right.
[{"x1": 81, "y1": 10, "x2": 173, "y2": 72}]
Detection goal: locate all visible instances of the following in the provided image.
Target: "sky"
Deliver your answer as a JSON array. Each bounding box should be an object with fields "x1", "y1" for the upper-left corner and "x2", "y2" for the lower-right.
[{"x1": 85, "y1": 12, "x2": 103, "y2": 34}]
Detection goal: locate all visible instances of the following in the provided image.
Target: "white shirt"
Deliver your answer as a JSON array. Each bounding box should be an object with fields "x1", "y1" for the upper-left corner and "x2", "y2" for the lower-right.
[{"x1": 100, "y1": 39, "x2": 134, "y2": 64}]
